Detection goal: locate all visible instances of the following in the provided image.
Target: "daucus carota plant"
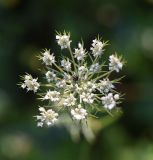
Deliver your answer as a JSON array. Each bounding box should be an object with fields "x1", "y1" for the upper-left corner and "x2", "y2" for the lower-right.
[{"x1": 19, "y1": 31, "x2": 125, "y2": 130}]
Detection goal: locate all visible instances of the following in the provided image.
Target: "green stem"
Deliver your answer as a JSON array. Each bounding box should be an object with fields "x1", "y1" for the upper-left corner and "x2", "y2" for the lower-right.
[
  {"x1": 88, "y1": 53, "x2": 94, "y2": 63},
  {"x1": 53, "y1": 63, "x2": 64, "y2": 73},
  {"x1": 40, "y1": 84, "x2": 54, "y2": 87},
  {"x1": 94, "y1": 71, "x2": 112, "y2": 81},
  {"x1": 105, "y1": 109, "x2": 114, "y2": 117},
  {"x1": 68, "y1": 47, "x2": 77, "y2": 72}
]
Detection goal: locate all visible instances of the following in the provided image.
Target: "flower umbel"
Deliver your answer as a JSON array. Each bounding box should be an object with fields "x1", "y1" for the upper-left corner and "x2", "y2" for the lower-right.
[{"x1": 20, "y1": 31, "x2": 124, "y2": 129}]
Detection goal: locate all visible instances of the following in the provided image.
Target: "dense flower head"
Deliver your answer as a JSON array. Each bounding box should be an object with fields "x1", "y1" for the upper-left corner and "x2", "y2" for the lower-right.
[
  {"x1": 36, "y1": 107, "x2": 58, "y2": 127},
  {"x1": 90, "y1": 39, "x2": 107, "y2": 57},
  {"x1": 21, "y1": 74, "x2": 40, "y2": 93},
  {"x1": 45, "y1": 71, "x2": 56, "y2": 82},
  {"x1": 63, "y1": 94, "x2": 76, "y2": 106},
  {"x1": 80, "y1": 92, "x2": 95, "y2": 104},
  {"x1": 74, "y1": 43, "x2": 86, "y2": 61},
  {"x1": 61, "y1": 59, "x2": 71, "y2": 71},
  {"x1": 89, "y1": 63, "x2": 100, "y2": 73},
  {"x1": 56, "y1": 32, "x2": 71, "y2": 49},
  {"x1": 98, "y1": 78, "x2": 114, "y2": 93},
  {"x1": 109, "y1": 54, "x2": 123, "y2": 72},
  {"x1": 101, "y1": 93, "x2": 116, "y2": 110},
  {"x1": 71, "y1": 105, "x2": 87, "y2": 120},
  {"x1": 20, "y1": 31, "x2": 124, "y2": 128},
  {"x1": 41, "y1": 49, "x2": 55, "y2": 66},
  {"x1": 43, "y1": 90, "x2": 60, "y2": 102}
]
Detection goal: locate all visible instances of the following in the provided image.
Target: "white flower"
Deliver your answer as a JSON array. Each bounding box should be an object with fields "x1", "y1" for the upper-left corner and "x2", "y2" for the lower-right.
[
  {"x1": 61, "y1": 59, "x2": 71, "y2": 71},
  {"x1": 41, "y1": 50, "x2": 55, "y2": 66},
  {"x1": 56, "y1": 33, "x2": 71, "y2": 49},
  {"x1": 78, "y1": 65, "x2": 88, "y2": 77},
  {"x1": 90, "y1": 39, "x2": 105, "y2": 57},
  {"x1": 44, "y1": 90, "x2": 60, "y2": 102},
  {"x1": 101, "y1": 93, "x2": 116, "y2": 110},
  {"x1": 81, "y1": 81, "x2": 96, "y2": 93},
  {"x1": 114, "y1": 94, "x2": 119, "y2": 100},
  {"x1": 78, "y1": 65, "x2": 88, "y2": 80},
  {"x1": 74, "y1": 43, "x2": 86, "y2": 61},
  {"x1": 78, "y1": 66, "x2": 88, "y2": 73},
  {"x1": 21, "y1": 74, "x2": 40, "y2": 93},
  {"x1": 45, "y1": 71, "x2": 56, "y2": 82},
  {"x1": 89, "y1": 63, "x2": 100, "y2": 73},
  {"x1": 63, "y1": 94, "x2": 76, "y2": 106},
  {"x1": 36, "y1": 107, "x2": 58, "y2": 127},
  {"x1": 56, "y1": 79, "x2": 66, "y2": 88},
  {"x1": 71, "y1": 105, "x2": 87, "y2": 120},
  {"x1": 109, "y1": 55, "x2": 123, "y2": 72},
  {"x1": 98, "y1": 78, "x2": 114, "y2": 93},
  {"x1": 80, "y1": 92, "x2": 94, "y2": 104}
]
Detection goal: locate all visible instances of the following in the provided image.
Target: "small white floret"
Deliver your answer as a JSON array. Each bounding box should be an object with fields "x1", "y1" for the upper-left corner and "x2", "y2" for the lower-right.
[
  {"x1": 45, "y1": 71, "x2": 56, "y2": 82},
  {"x1": 56, "y1": 79, "x2": 66, "y2": 88},
  {"x1": 21, "y1": 74, "x2": 40, "y2": 93},
  {"x1": 101, "y1": 93, "x2": 116, "y2": 110},
  {"x1": 109, "y1": 54, "x2": 123, "y2": 72},
  {"x1": 61, "y1": 59, "x2": 71, "y2": 71},
  {"x1": 56, "y1": 33, "x2": 71, "y2": 49},
  {"x1": 74, "y1": 43, "x2": 86, "y2": 61},
  {"x1": 44, "y1": 90, "x2": 60, "y2": 102},
  {"x1": 90, "y1": 39, "x2": 105, "y2": 57},
  {"x1": 80, "y1": 92, "x2": 94, "y2": 104},
  {"x1": 89, "y1": 63, "x2": 100, "y2": 73},
  {"x1": 114, "y1": 94, "x2": 119, "y2": 100},
  {"x1": 98, "y1": 78, "x2": 114, "y2": 93},
  {"x1": 71, "y1": 105, "x2": 87, "y2": 120},
  {"x1": 81, "y1": 81, "x2": 96, "y2": 93},
  {"x1": 36, "y1": 107, "x2": 58, "y2": 127},
  {"x1": 63, "y1": 94, "x2": 76, "y2": 106},
  {"x1": 41, "y1": 50, "x2": 55, "y2": 66}
]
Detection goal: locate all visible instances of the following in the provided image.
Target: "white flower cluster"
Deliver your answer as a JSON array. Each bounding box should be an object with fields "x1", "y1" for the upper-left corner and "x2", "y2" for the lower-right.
[
  {"x1": 56, "y1": 32, "x2": 71, "y2": 49},
  {"x1": 98, "y1": 78, "x2": 114, "y2": 93},
  {"x1": 45, "y1": 71, "x2": 56, "y2": 82},
  {"x1": 36, "y1": 107, "x2": 58, "y2": 127},
  {"x1": 61, "y1": 59, "x2": 71, "y2": 71},
  {"x1": 101, "y1": 93, "x2": 119, "y2": 110},
  {"x1": 41, "y1": 49, "x2": 55, "y2": 66},
  {"x1": 109, "y1": 54, "x2": 123, "y2": 72},
  {"x1": 90, "y1": 39, "x2": 106, "y2": 57},
  {"x1": 20, "y1": 31, "x2": 124, "y2": 127},
  {"x1": 74, "y1": 43, "x2": 86, "y2": 61},
  {"x1": 21, "y1": 74, "x2": 40, "y2": 93},
  {"x1": 89, "y1": 63, "x2": 100, "y2": 73},
  {"x1": 71, "y1": 105, "x2": 87, "y2": 120},
  {"x1": 43, "y1": 90, "x2": 60, "y2": 102}
]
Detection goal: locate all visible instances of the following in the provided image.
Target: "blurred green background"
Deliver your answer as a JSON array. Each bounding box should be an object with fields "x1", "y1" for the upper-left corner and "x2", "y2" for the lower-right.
[{"x1": 0, "y1": 0, "x2": 153, "y2": 159}]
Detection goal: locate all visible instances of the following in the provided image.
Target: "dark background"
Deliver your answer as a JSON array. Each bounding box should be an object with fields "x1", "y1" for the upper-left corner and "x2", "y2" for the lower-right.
[{"x1": 0, "y1": 0, "x2": 153, "y2": 159}]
